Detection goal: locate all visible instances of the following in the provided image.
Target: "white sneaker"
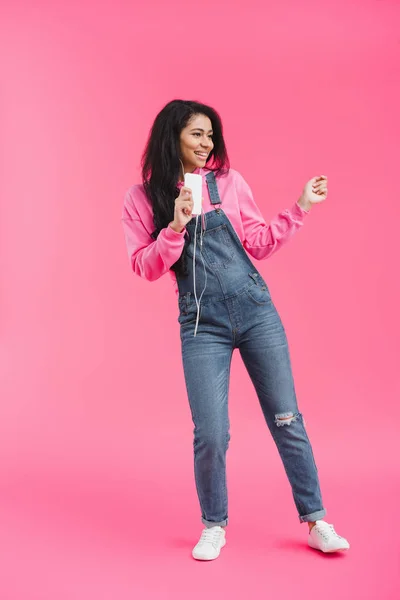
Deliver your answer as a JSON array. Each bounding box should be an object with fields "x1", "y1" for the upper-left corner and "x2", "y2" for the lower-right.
[
  {"x1": 308, "y1": 520, "x2": 350, "y2": 553},
  {"x1": 192, "y1": 526, "x2": 226, "y2": 561}
]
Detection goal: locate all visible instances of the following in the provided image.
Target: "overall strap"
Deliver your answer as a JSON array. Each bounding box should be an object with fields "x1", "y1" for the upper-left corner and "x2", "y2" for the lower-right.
[{"x1": 205, "y1": 171, "x2": 222, "y2": 210}]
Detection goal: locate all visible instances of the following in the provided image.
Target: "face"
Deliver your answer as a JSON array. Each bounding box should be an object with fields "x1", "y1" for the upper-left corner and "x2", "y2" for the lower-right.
[{"x1": 179, "y1": 114, "x2": 214, "y2": 174}]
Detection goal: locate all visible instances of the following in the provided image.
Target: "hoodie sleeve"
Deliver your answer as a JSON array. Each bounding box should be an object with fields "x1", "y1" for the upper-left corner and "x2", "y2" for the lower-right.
[
  {"x1": 121, "y1": 187, "x2": 186, "y2": 282},
  {"x1": 235, "y1": 171, "x2": 310, "y2": 260}
]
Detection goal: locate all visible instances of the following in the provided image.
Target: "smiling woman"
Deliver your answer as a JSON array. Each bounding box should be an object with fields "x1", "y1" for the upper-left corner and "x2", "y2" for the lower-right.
[{"x1": 121, "y1": 98, "x2": 348, "y2": 562}]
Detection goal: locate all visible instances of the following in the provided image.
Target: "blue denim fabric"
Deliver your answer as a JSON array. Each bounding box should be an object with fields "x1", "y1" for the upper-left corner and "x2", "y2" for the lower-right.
[{"x1": 176, "y1": 174, "x2": 325, "y2": 528}]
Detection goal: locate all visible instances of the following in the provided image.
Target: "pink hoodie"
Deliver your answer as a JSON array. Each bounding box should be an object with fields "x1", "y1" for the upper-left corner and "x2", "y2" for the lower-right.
[{"x1": 121, "y1": 168, "x2": 309, "y2": 296}]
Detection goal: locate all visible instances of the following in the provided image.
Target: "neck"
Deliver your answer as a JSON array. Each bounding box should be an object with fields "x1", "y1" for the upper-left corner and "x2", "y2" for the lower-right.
[{"x1": 178, "y1": 164, "x2": 201, "y2": 182}]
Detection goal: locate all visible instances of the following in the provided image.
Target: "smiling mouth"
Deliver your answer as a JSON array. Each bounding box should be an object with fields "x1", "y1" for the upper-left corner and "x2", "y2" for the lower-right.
[{"x1": 194, "y1": 152, "x2": 208, "y2": 159}]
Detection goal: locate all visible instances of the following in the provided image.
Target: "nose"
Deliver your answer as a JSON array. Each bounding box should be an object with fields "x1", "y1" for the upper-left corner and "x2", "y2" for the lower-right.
[{"x1": 201, "y1": 137, "x2": 212, "y2": 149}]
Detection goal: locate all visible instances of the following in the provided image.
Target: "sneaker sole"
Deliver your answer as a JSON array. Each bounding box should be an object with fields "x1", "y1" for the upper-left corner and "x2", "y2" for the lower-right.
[{"x1": 308, "y1": 541, "x2": 350, "y2": 553}]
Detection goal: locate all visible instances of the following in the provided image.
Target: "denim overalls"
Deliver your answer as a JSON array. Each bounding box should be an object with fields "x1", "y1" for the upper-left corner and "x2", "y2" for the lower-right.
[{"x1": 176, "y1": 172, "x2": 326, "y2": 528}]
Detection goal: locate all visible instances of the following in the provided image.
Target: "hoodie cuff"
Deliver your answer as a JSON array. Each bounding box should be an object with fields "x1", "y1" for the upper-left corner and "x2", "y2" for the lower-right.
[
  {"x1": 294, "y1": 201, "x2": 311, "y2": 217},
  {"x1": 165, "y1": 223, "x2": 187, "y2": 239}
]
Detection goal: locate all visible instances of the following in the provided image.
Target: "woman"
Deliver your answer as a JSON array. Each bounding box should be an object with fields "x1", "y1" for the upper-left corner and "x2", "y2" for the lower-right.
[{"x1": 121, "y1": 99, "x2": 349, "y2": 560}]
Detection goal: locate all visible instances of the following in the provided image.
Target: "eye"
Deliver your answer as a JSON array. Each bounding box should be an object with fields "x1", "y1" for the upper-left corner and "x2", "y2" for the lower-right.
[{"x1": 192, "y1": 132, "x2": 201, "y2": 137}]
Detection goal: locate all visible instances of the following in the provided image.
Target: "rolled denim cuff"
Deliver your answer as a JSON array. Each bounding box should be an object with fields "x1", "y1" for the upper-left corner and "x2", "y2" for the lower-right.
[
  {"x1": 299, "y1": 509, "x2": 326, "y2": 523},
  {"x1": 202, "y1": 517, "x2": 228, "y2": 528}
]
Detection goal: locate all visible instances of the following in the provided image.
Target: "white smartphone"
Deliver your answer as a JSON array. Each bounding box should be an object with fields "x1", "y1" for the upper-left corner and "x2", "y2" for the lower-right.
[{"x1": 184, "y1": 173, "x2": 203, "y2": 216}]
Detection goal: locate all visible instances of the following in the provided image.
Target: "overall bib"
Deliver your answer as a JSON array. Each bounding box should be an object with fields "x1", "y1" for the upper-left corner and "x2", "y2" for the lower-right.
[{"x1": 176, "y1": 172, "x2": 326, "y2": 528}]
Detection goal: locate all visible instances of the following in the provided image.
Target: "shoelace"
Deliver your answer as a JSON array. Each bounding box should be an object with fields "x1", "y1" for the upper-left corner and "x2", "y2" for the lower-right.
[
  {"x1": 315, "y1": 523, "x2": 342, "y2": 542},
  {"x1": 199, "y1": 528, "x2": 223, "y2": 549}
]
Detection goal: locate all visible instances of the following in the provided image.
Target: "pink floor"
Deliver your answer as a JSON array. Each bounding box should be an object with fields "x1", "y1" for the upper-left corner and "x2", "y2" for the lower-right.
[{"x1": 0, "y1": 418, "x2": 398, "y2": 600}]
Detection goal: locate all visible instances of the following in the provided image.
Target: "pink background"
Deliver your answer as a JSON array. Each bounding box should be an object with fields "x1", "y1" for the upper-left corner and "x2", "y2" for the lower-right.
[{"x1": 1, "y1": 1, "x2": 399, "y2": 598}]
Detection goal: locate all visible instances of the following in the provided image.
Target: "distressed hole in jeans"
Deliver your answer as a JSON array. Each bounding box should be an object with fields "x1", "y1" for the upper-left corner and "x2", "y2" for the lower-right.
[{"x1": 275, "y1": 412, "x2": 299, "y2": 427}]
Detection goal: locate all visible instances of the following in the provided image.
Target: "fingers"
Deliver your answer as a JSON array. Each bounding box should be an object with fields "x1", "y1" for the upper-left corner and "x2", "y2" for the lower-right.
[
  {"x1": 312, "y1": 175, "x2": 328, "y2": 194},
  {"x1": 313, "y1": 186, "x2": 327, "y2": 195},
  {"x1": 176, "y1": 187, "x2": 194, "y2": 218},
  {"x1": 180, "y1": 186, "x2": 193, "y2": 199}
]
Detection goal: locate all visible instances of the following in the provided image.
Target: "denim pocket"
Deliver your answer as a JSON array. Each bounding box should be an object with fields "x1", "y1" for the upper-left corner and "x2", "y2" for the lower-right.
[
  {"x1": 245, "y1": 272, "x2": 271, "y2": 305},
  {"x1": 202, "y1": 225, "x2": 235, "y2": 268}
]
